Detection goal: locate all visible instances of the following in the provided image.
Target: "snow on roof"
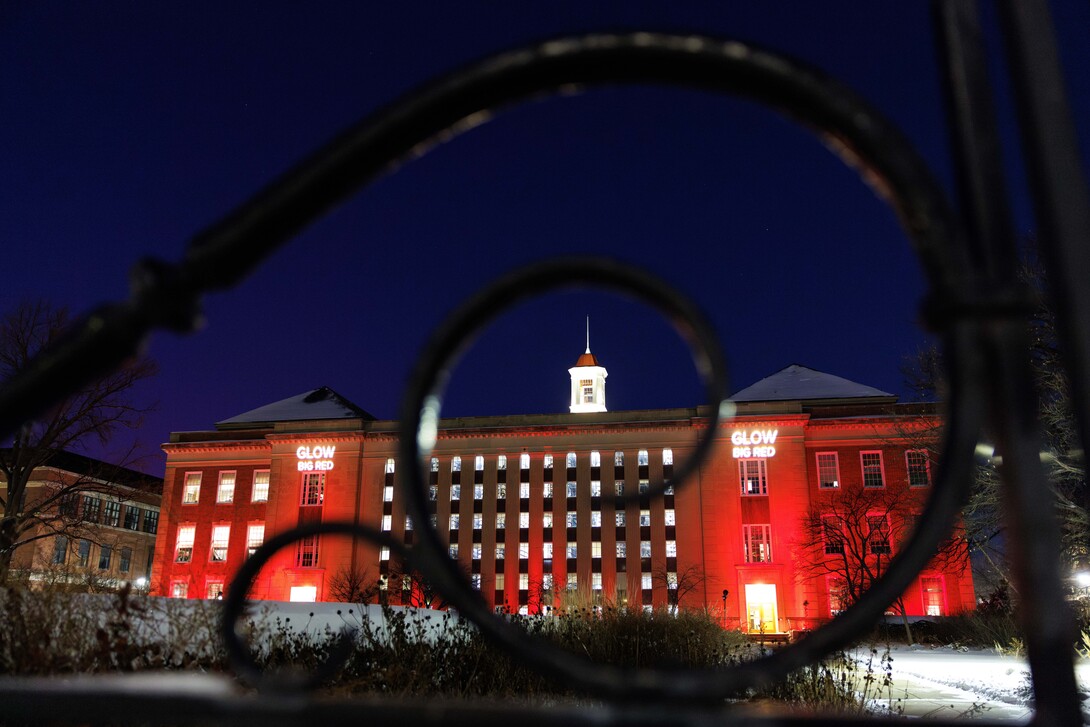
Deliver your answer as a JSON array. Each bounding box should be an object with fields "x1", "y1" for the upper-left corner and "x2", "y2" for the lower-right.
[
  {"x1": 729, "y1": 364, "x2": 895, "y2": 403},
  {"x1": 216, "y1": 387, "x2": 374, "y2": 426}
]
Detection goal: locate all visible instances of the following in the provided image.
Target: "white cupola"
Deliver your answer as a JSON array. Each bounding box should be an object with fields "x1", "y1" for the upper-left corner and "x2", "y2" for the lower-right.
[{"x1": 568, "y1": 318, "x2": 607, "y2": 413}]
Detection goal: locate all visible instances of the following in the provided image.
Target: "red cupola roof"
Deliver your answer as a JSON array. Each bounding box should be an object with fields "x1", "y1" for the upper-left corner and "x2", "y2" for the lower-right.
[{"x1": 574, "y1": 351, "x2": 600, "y2": 367}]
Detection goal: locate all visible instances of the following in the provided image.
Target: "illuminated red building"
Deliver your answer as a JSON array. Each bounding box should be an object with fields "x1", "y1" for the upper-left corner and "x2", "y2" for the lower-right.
[{"x1": 152, "y1": 359, "x2": 973, "y2": 632}]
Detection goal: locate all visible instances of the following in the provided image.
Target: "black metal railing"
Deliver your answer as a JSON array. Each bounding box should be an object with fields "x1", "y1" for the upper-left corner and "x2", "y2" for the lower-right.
[{"x1": 1, "y1": 0, "x2": 1088, "y2": 724}]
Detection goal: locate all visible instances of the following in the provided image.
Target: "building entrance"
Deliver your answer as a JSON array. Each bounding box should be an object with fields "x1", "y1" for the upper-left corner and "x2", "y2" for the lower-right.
[{"x1": 744, "y1": 583, "x2": 778, "y2": 633}]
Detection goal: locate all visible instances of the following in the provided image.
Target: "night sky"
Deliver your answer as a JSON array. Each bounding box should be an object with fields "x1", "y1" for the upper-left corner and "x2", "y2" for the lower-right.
[{"x1": 3, "y1": 3, "x2": 1089, "y2": 475}]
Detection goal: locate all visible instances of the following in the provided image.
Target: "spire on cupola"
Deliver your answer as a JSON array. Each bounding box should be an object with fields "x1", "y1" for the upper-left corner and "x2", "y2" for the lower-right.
[{"x1": 569, "y1": 317, "x2": 607, "y2": 413}]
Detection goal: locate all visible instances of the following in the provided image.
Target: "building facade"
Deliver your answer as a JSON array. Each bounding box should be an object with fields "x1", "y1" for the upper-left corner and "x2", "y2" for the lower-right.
[
  {"x1": 0, "y1": 451, "x2": 162, "y2": 589},
  {"x1": 152, "y1": 362, "x2": 973, "y2": 632}
]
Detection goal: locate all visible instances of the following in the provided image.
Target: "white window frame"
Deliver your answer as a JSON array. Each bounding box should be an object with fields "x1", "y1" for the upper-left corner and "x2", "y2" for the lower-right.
[
  {"x1": 816, "y1": 452, "x2": 840, "y2": 489},
  {"x1": 743, "y1": 524, "x2": 772, "y2": 563},
  {"x1": 860, "y1": 451, "x2": 885, "y2": 488},
  {"x1": 182, "y1": 472, "x2": 201, "y2": 504},
  {"x1": 300, "y1": 472, "x2": 325, "y2": 506},
  {"x1": 739, "y1": 459, "x2": 768, "y2": 496},
  {"x1": 210, "y1": 524, "x2": 230, "y2": 562},
  {"x1": 906, "y1": 449, "x2": 931, "y2": 487},
  {"x1": 175, "y1": 525, "x2": 195, "y2": 563},
  {"x1": 246, "y1": 522, "x2": 265, "y2": 557},
  {"x1": 216, "y1": 471, "x2": 236, "y2": 503},
  {"x1": 251, "y1": 470, "x2": 270, "y2": 502}
]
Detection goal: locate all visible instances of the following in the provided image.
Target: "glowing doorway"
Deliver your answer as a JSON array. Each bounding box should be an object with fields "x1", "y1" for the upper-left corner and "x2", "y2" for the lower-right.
[{"x1": 744, "y1": 583, "x2": 778, "y2": 633}]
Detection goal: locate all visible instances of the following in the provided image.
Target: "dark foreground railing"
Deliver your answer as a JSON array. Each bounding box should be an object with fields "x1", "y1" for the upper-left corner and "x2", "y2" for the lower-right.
[{"x1": 1, "y1": 1, "x2": 1088, "y2": 725}]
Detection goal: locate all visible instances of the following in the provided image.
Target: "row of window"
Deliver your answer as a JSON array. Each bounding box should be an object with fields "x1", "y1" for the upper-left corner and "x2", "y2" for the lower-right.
[
  {"x1": 174, "y1": 523, "x2": 265, "y2": 563},
  {"x1": 404, "y1": 479, "x2": 675, "y2": 503},
  {"x1": 814, "y1": 450, "x2": 931, "y2": 490},
  {"x1": 382, "y1": 507, "x2": 678, "y2": 532},
  {"x1": 52, "y1": 535, "x2": 146, "y2": 574},
  {"x1": 59, "y1": 494, "x2": 159, "y2": 534},
  {"x1": 181, "y1": 470, "x2": 270, "y2": 505},
  {"x1": 430, "y1": 449, "x2": 673, "y2": 473}
]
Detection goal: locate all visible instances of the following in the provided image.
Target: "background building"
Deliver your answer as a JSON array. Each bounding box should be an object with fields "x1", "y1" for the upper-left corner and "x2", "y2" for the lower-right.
[
  {"x1": 152, "y1": 360, "x2": 973, "y2": 632},
  {"x1": 0, "y1": 450, "x2": 162, "y2": 590}
]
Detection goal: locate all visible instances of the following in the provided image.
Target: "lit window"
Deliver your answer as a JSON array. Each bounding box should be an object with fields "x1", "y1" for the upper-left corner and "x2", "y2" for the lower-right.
[
  {"x1": 639, "y1": 510, "x2": 650, "y2": 526},
  {"x1": 590, "y1": 511, "x2": 602, "y2": 527},
  {"x1": 210, "y1": 525, "x2": 230, "y2": 562},
  {"x1": 252, "y1": 470, "x2": 270, "y2": 502},
  {"x1": 616, "y1": 511, "x2": 626, "y2": 526},
  {"x1": 289, "y1": 585, "x2": 317, "y2": 602},
  {"x1": 523, "y1": 452, "x2": 533, "y2": 470},
  {"x1": 921, "y1": 576, "x2": 944, "y2": 616},
  {"x1": 471, "y1": 574, "x2": 481, "y2": 589},
  {"x1": 519, "y1": 574, "x2": 529, "y2": 590},
  {"x1": 449, "y1": 514, "x2": 459, "y2": 530},
  {"x1": 449, "y1": 544, "x2": 459, "y2": 558},
  {"x1": 475, "y1": 455, "x2": 484, "y2": 471},
  {"x1": 566, "y1": 482, "x2": 577, "y2": 498},
  {"x1": 744, "y1": 524, "x2": 772, "y2": 563},
  {"x1": 518, "y1": 543, "x2": 529, "y2": 559},
  {"x1": 543, "y1": 542, "x2": 553, "y2": 558},
  {"x1": 566, "y1": 452, "x2": 577, "y2": 469},
  {"x1": 592, "y1": 573, "x2": 602, "y2": 590},
  {"x1": 519, "y1": 483, "x2": 530, "y2": 499},
  {"x1": 906, "y1": 450, "x2": 931, "y2": 487},
  {"x1": 246, "y1": 523, "x2": 264, "y2": 557},
  {"x1": 519, "y1": 512, "x2": 529, "y2": 528},
  {"x1": 542, "y1": 512, "x2": 553, "y2": 528},
  {"x1": 428, "y1": 485, "x2": 438, "y2": 501},
  {"x1": 405, "y1": 516, "x2": 413, "y2": 530},
  {"x1": 172, "y1": 582, "x2": 188, "y2": 599},
  {"x1": 473, "y1": 513, "x2": 483, "y2": 530},
  {"x1": 615, "y1": 481, "x2": 624, "y2": 496},
  {"x1": 638, "y1": 480, "x2": 649, "y2": 494},
  {"x1": 665, "y1": 509, "x2": 675, "y2": 526},
  {"x1": 385, "y1": 458, "x2": 395, "y2": 474},
  {"x1": 451, "y1": 485, "x2": 461, "y2": 500},
  {"x1": 567, "y1": 573, "x2": 578, "y2": 590},
  {"x1": 641, "y1": 574, "x2": 652, "y2": 590},
  {"x1": 543, "y1": 573, "x2": 554, "y2": 590},
  {"x1": 119, "y1": 546, "x2": 132, "y2": 573},
  {"x1": 215, "y1": 472, "x2": 234, "y2": 502},
  {"x1": 614, "y1": 451, "x2": 624, "y2": 467},
  {"x1": 207, "y1": 582, "x2": 224, "y2": 600},
  {"x1": 300, "y1": 472, "x2": 325, "y2": 506},
  {"x1": 431, "y1": 457, "x2": 439, "y2": 472},
  {"x1": 827, "y1": 576, "x2": 848, "y2": 616},
  {"x1": 868, "y1": 516, "x2": 891, "y2": 554},
  {"x1": 497, "y1": 455, "x2": 507, "y2": 470},
  {"x1": 473, "y1": 485, "x2": 484, "y2": 500},
  {"x1": 666, "y1": 540, "x2": 677, "y2": 557},
  {"x1": 182, "y1": 473, "x2": 201, "y2": 504},
  {"x1": 566, "y1": 541, "x2": 577, "y2": 558},
  {"x1": 543, "y1": 482, "x2": 553, "y2": 498},
  {"x1": 817, "y1": 453, "x2": 840, "y2": 489},
  {"x1": 664, "y1": 483, "x2": 674, "y2": 495},
  {"x1": 663, "y1": 448, "x2": 673, "y2": 466},
  {"x1": 616, "y1": 541, "x2": 626, "y2": 557},
  {"x1": 582, "y1": 380, "x2": 594, "y2": 403},
  {"x1": 175, "y1": 526, "x2": 195, "y2": 563},
  {"x1": 52, "y1": 536, "x2": 67, "y2": 565},
  {"x1": 451, "y1": 457, "x2": 461, "y2": 472},
  {"x1": 638, "y1": 450, "x2": 649, "y2": 466},
  {"x1": 590, "y1": 451, "x2": 601, "y2": 467},
  {"x1": 739, "y1": 459, "x2": 768, "y2": 496},
  {"x1": 496, "y1": 573, "x2": 505, "y2": 589},
  {"x1": 566, "y1": 512, "x2": 578, "y2": 528},
  {"x1": 98, "y1": 545, "x2": 112, "y2": 570},
  {"x1": 640, "y1": 540, "x2": 651, "y2": 557},
  {"x1": 497, "y1": 483, "x2": 506, "y2": 498},
  {"x1": 861, "y1": 451, "x2": 885, "y2": 488},
  {"x1": 591, "y1": 542, "x2": 602, "y2": 558},
  {"x1": 381, "y1": 515, "x2": 392, "y2": 531},
  {"x1": 590, "y1": 481, "x2": 601, "y2": 497},
  {"x1": 383, "y1": 486, "x2": 394, "y2": 502},
  {"x1": 496, "y1": 513, "x2": 506, "y2": 529},
  {"x1": 823, "y1": 517, "x2": 844, "y2": 554},
  {"x1": 103, "y1": 501, "x2": 121, "y2": 527},
  {"x1": 496, "y1": 543, "x2": 506, "y2": 559},
  {"x1": 380, "y1": 546, "x2": 390, "y2": 561}
]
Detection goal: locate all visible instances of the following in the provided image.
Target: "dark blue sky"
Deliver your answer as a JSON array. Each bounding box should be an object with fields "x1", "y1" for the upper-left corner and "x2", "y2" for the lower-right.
[{"x1": 3, "y1": 3, "x2": 1089, "y2": 474}]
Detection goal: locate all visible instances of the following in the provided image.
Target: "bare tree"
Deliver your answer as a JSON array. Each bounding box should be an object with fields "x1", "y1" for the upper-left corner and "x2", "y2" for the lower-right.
[
  {"x1": 794, "y1": 479, "x2": 968, "y2": 644},
  {"x1": 651, "y1": 563, "x2": 707, "y2": 613},
  {"x1": 327, "y1": 562, "x2": 382, "y2": 604},
  {"x1": 0, "y1": 301, "x2": 157, "y2": 583}
]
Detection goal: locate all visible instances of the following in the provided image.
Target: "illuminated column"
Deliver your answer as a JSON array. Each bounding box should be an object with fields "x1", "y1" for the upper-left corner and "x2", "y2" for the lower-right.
[{"x1": 569, "y1": 320, "x2": 607, "y2": 413}]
